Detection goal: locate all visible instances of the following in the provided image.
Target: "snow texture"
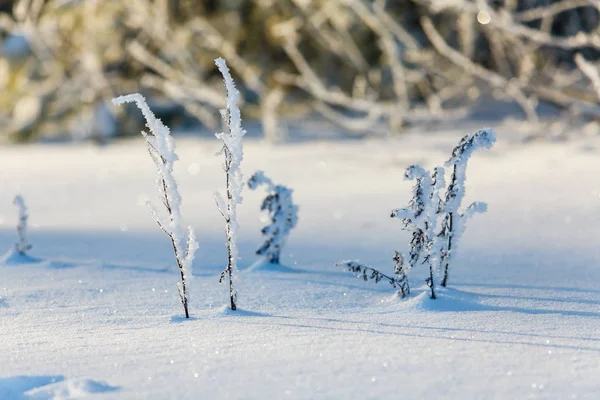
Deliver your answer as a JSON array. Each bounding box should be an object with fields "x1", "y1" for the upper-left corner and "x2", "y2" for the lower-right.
[
  {"x1": 2, "y1": 127, "x2": 600, "y2": 399},
  {"x1": 112, "y1": 93, "x2": 197, "y2": 317},
  {"x1": 214, "y1": 58, "x2": 247, "y2": 310},
  {"x1": 248, "y1": 171, "x2": 299, "y2": 265},
  {"x1": 13, "y1": 195, "x2": 32, "y2": 255}
]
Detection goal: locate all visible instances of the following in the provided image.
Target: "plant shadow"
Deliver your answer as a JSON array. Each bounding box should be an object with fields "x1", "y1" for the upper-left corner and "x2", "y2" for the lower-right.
[
  {"x1": 170, "y1": 315, "x2": 200, "y2": 323},
  {"x1": 0, "y1": 375, "x2": 65, "y2": 399},
  {"x1": 454, "y1": 281, "x2": 600, "y2": 295}
]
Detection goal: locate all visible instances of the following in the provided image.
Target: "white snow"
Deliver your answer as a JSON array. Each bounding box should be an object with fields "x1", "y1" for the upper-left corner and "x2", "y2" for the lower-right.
[{"x1": 1, "y1": 127, "x2": 600, "y2": 399}]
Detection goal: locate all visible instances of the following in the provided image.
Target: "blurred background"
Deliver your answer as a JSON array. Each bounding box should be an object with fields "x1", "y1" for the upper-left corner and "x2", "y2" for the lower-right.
[{"x1": 2, "y1": 0, "x2": 600, "y2": 143}]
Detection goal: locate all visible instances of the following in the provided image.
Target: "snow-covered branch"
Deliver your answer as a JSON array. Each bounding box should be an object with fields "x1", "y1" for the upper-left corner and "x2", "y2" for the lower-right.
[
  {"x1": 439, "y1": 129, "x2": 496, "y2": 287},
  {"x1": 112, "y1": 93, "x2": 197, "y2": 319},
  {"x1": 248, "y1": 171, "x2": 299, "y2": 265},
  {"x1": 391, "y1": 165, "x2": 445, "y2": 299},
  {"x1": 337, "y1": 256, "x2": 410, "y2": 298},
  {"x1": 214, "y1": 58, "x2": 247, "y2": 311},
  {"x1": 385, "y1": 128, "x2": 495, "y2": 298},
  {"x1": 393, "y1": 251, "x2": 410, "y2": 298}
]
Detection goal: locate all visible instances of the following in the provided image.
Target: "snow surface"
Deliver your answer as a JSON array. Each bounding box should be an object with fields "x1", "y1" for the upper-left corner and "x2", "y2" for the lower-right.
[{"x1": 1, "y1": 129, "x2": 600, "y2": 399}]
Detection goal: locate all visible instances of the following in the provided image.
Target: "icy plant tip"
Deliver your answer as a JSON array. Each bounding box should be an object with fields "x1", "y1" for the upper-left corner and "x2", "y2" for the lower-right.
[
  {"x1": 112, "y1": 94, "x2": 178, "y2": 164},
  {"x1": 438, "y1": 127, "x2": 496, "y2": 288},
  {"x1": 445, "y1": 128, "x2": 496, "y2": 167}
]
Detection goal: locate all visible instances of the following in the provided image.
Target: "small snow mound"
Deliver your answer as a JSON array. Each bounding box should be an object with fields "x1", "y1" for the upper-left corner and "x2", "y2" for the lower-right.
[
  {"x1": 0, "y1": 375, "x2": 118, "y2": 399},
  {"x1": 0, "y1": 375, "x2": 63, "y2": 399},
  {"x1": 401, "y1": 288, "x2": 488, "y2": 312},
  {"x1": 0, "y1": 250, "x2": 42, "y2": 266},
  {"x1": 246, "y1": 259, "x2": 301, "y2": 273},
  {"x1": 25, "y1": 378, "x2": 119, "y2": 399}
]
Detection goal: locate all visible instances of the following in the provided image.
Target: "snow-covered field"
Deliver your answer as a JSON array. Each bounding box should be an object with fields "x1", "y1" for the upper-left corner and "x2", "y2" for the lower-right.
[{"x1": 1, "y1": 128, "x2": 599, "y2": 399}]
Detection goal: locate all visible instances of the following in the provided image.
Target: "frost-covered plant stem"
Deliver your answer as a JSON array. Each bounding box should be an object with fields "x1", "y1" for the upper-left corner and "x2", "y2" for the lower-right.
[
  {"x1": 392, "y1": 165, "x2": 444, "y2": 299},
  {"x1": 112, "y1": 93, "x2": 197, "y2": 319},
  {"x1": 220, "y1": 154, "x2": 237, "y2": 310},
  {"x1": 248, "y1": 171, "x2": 299, "y2": 264},
  {"x1": 13, "y1": 195, "x2": 32, "y2": 255},
  {"x1": 440, "y1": 211, "x2": 453, "y2": 288},
  {"x1": 439, "y1": 129, "x2": 495, "y2": 287},
  {"x1": 393, "y1": 251, "x2": 410, "y2": 298},
  {"x1": 214, "y1": 58, "x2": 246, "y2": 311},
  {"x1": 337, "y1": 257, "x2": 410, "y2": 298}
]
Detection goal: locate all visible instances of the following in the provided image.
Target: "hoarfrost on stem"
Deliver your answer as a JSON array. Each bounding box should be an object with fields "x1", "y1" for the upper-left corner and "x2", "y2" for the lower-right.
[
  {"x1": 338, "y1": 128, "x2": 494, "y2": 301},
  {"x1": 393, "y1": 251, "x2": 410, "y2": 298},
  {"x1": 337, "y1": 257, "x2": 410, "y2": 298},
  {"x1": 248, "y1": 171, "x2": 299, "y2": 265},
  {"x1": 391, "y1": 165, "x2": 444, "y2": 299},
  {"x1": 13, "y1": 195, "x2": 32, "y2": 255},
  {"x1": 214, "y1": 58, "x2": 247, "y2": 311},
  {"x1": 112, "y1": 93, "x2": 197, "y2": 319},
  {"x1": 439, "y1": 128, "x2": 495, "y2": 287}
]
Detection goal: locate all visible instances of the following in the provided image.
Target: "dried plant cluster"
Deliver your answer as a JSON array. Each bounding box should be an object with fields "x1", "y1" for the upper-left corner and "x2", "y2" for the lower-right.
[{"x1": 339, "y1": 129, "x2": 495, "y2": 299}]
